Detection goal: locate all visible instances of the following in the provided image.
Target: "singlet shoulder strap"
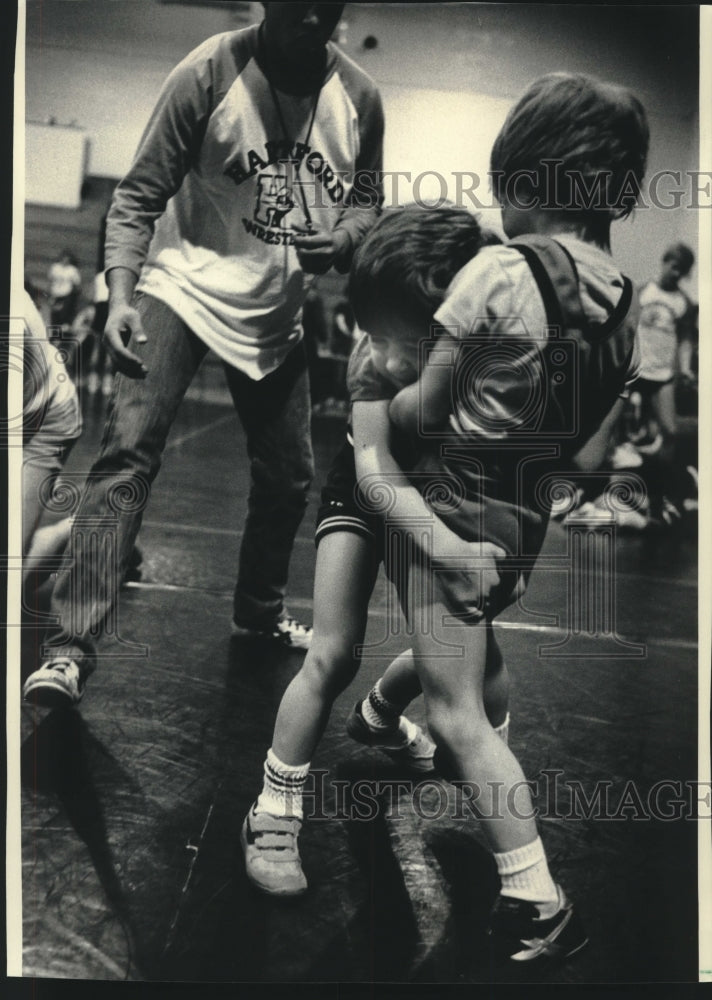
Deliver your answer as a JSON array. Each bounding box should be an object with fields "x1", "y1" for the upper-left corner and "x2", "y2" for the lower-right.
[
  {"x1": 509, "y1": 234, "x2": 634, "y2": 342},
  {"x1": 588, "y1": 276, "x2": 634, "y2": 340},
  {"x1": 507, "y1": 234, "x2": 586, "y2": 335}
]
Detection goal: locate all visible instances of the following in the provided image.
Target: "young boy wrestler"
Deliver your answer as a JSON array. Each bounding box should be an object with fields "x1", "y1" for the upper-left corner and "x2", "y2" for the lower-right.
[
  {"x1": 241, "y1": 206, "x2": 509, "y2": 894},
  {"x1": 351, "y1": 73, "x2": 648, "y2": 966}
]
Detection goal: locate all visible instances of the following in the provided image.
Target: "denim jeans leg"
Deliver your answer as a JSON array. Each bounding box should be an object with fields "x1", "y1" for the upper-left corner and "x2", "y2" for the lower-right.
[
  {"x1": 45, "y1": 294, "x2": 208, "y2": 667},
  {"x1": 226, "y1": 343, "x2": 314, "y2": 628}
]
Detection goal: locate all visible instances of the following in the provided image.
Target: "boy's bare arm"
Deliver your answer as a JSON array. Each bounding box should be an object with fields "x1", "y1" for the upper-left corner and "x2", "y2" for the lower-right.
[
  {"x1": 389, "y1": 332, "x2": 460, "y2": 436},
  {"x1": 352, "y1": 400, "x2": 504, "y2": 585},
  {"x1": 570, "y1": 396, "x2": 625, "y2": 472},
  {"x1": 677, "y1": 337, "x2": 695, "y2": 381}
]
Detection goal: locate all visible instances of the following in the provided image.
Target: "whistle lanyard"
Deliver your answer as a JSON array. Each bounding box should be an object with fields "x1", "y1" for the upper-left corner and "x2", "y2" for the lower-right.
[{"x1": 268, "y1": 80, "x2": 322, "y2": 232}]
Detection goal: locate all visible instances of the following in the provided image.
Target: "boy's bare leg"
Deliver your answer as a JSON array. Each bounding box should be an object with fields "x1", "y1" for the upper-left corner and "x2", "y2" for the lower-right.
[
  {"x1": 242, "y1": 531, "x2": 379, "y2": 896},
  {"x1": 375, "y1": 625, "x2": 510, "y2": 729},
  {"x1": 271, "y1": 532, "x2": 378, "y2": 767},
  {"x1": 406, "y1": 562, "x2": 535, "y2": 853},
  {"x1": 650, "y1": 381, "x2": 677, "y2": 440},
  {"x1": 22, "y1": 517, "x2": 73, "y2": 590},
  {"x1": 370, "y1": 649, "x2": 422, "y2": 707}
]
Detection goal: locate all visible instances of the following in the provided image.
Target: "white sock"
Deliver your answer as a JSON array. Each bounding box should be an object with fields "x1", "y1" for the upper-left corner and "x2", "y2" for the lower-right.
[
  {"x1": 493, "y1": 712, "x2": 510, "y2": 745},
  {"x1": 255, "y1": 748, "x2": 310, "y2": 819},
  {"x1": 361, "y1": 678, "x2": 401, "y2": 731},
  {"x1": 494, "y1": 836, "x2": 560, "y2": 919}
]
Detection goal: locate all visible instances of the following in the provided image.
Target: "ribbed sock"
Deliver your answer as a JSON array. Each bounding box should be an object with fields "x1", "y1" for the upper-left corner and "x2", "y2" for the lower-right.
[
  {"x1": 255, "y1": 748, "x2": 310, "y2": 819},
  {"x1": 493, "y1": 712, "x2": 510, "y2": 745},
  {"x1": 361, "y1": 678, "x2": 401, "y2": 731},
  {"x1": 494, "y1": 836, "x2": 560, "y2": 919}
]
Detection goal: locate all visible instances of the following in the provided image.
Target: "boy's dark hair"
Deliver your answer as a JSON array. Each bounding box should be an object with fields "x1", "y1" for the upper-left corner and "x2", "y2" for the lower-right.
[
  {"x1": 490, "y1": 73, "x2": 649, "y2": 224},
  {"x1": 663, "y1": 242, "x2": 694, "y2": 275},
  {"x1": 349, "y1": 204, "x2": 500, "y2": 334}
]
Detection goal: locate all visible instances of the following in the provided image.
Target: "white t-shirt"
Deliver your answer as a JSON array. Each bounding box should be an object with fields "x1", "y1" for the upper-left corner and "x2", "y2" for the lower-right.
[
  {"x1": 106, "y1": 26, "x2": 384, "y2": 380},
  {"x1": 23, "y1": 291, "x2": 76, "y2": 423},
  {"x1": 636, "y1": 281, "x2": 693, "y2": 382},
  {"x1": 434, "y1": 235, "x2": 640, "y2": 443}
]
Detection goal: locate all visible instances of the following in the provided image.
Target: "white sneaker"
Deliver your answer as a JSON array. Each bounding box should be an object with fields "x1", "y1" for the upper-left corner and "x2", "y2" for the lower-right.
[
  {"x1": 231, "y1": 615, "x2": 312, "y2": 650},
  {"x1": 610, "y1": 442, "x2": 643, "y2": 469},
  {"x1": 241, "y1": 806, "x2": 307, "y2": 896},
  {"x1": 23, "y1": 657, "x2": 88, "y2": 708},
  {"x1": 563, "y1": 500, "x2": 613, "y2": 525},
  {"x1": 613, "y1": 507, "x2": 648, "y2": 530},
  {"x1": 346, "y1": 700, "x2": 436, "y2": 773}
]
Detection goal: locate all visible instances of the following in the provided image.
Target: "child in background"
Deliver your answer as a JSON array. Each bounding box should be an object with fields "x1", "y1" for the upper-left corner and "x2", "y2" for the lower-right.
[
  {"x1": 47, "y1": 250, "x2": 82, "y2": 333},
  {"x1": 636, "y1": 242, "x2": 696, "y2": 417},
  {"x1": 86, "y1": 206, "x2": 116, "y2": 396},
  {"x1": 629, "y1": 242, "x2": 697, "y2": 523},
  {"x1": 23, "y1": 289, "x2": 82, "y2": 592}
]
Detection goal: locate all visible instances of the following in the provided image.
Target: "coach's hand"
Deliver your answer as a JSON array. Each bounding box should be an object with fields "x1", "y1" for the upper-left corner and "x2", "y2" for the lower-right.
[
  {"x1": 293, "y1": 227, "x2": 351, "y2": 275},
  {"x1": 104, "y1": 304, "x2": 148, "y2": 379}
]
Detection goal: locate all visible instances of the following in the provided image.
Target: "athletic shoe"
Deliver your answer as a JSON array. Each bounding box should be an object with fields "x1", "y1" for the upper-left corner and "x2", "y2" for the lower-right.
[
  {"x1": 240, "y1": 805, "x2": 307, "y2": 896},
  {"x1": 487, "y1": 887, "x2": 588, "y2": 966},
  {"x1": 22, "y1": 657, "x2": 89, "y2": 709},
  {"x1": 563, "y1": 500, "x2": 612, "y2": 525},
  {"x1": 613, "y1": 506, "x2": 648, "y2": 531},
  {"x1": 345, "y1": 700, "x2": 436, "y2": 774},
  {"x1": 231, "y1": 614, "x2": 312, "y2": 650},
  {"x1": 610, "y1": 441, "x2": 643, "y2": 469}
]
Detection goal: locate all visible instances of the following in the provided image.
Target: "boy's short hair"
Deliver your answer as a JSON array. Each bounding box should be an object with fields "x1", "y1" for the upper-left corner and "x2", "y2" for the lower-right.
[
  {"x1": 349, "y1": 204, "x2": 500, "y2": 335},
  {"x1": 490, "y1": 73, "x2": 649, "y2": 223},
  {"x1": 663, "y1": 242, "x2": 694, "y2": 275}
]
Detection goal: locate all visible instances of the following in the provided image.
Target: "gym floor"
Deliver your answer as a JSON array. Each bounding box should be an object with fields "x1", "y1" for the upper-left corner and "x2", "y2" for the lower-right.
[{"x1": 15, "y1": 386, "x2": 699, "y2": 986}]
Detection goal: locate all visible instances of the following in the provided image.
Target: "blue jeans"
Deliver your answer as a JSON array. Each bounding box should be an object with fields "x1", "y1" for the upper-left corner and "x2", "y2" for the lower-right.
[{"x1": 46, "y1": 292, "x2": 314, "y2": 665}]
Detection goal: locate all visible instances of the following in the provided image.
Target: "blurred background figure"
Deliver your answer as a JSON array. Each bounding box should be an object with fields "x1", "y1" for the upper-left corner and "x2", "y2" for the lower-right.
[
  {"x1": 22, "y1": 288, "x2": 82, "y2": 594},
  {"x1": 308, "y1": 292, "x2": 355, "y2": 416},
  {"x1": 84, "y1": 203, "x2": 116, "y2": 396},
  {"x1": 558, "y1": 242, "x2": 698, "y2": 530},
  {"x1": 631, "y1": 242, "x2": 696, "y2": 447},
  {"x1": 301, "y1": 285, "x2": 331, "y2": 411},
  {"x1": 47, "y1": 249, "x2": 82, "y2": 334},
  {"x1": 625, "y1": 241, "x2": 698, "y2": 525}
]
